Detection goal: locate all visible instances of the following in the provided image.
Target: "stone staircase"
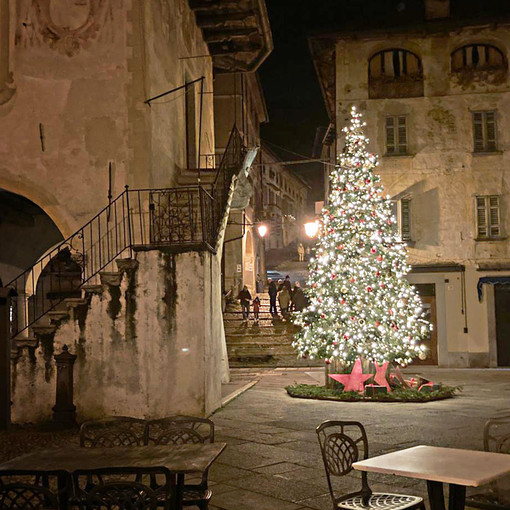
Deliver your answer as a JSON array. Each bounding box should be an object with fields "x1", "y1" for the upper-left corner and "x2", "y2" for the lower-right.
[
  {"x1": 224, "y1": 295, "x2": 322, "y2": 368},
  {"x1": 10, "y1": 258, "x2": 137, "y2": 360}
]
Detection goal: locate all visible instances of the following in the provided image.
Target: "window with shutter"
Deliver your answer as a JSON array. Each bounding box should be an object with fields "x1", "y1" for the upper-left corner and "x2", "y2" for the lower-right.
[
  {"x1": 473, "y1": 111, "x2": 497, "y2": 152},
  {"x1": 476, "y1": 195, "x2": 502, "y2": 239},
  {"x1": 385, "y1": 116, "x2": 407, "y2": 155}
]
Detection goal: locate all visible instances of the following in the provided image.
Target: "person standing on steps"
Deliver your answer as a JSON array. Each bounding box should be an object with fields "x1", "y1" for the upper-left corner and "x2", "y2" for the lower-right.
[
  {"x1": 278, "y1": 285, "x2": 291, "y2": 319},
  {"x1": 237, "y1": 285, "x2": 252, "y2": 322},
  {"x1": 253, "y1": 296, "x2": 261, "y2": 323},
  {"x1": 297, "y1": 243, "x2": 305, "y2": 262},
  {"x1": 291, "y1": 281, "x2": 306, "y2": 312},
  {"x1": 283, "y1": 275, "x2": 292, "y2": 293},
  {"x1": 268, "y1": 278, "x2": 278, "y2": 317}
]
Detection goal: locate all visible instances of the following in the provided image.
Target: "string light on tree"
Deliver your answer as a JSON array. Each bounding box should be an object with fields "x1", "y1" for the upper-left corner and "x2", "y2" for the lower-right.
[{"x1": 292, "y1": 106, "x2": 432, "y2": 366}]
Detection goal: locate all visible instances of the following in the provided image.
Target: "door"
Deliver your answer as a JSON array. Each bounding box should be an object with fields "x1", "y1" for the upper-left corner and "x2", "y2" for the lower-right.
[
  {"x1": 495, "y1": 285, "x2": 510, "y2": 366},
  {"x1": 412, "y1": 284, "x2": 438, "y2": 365}
]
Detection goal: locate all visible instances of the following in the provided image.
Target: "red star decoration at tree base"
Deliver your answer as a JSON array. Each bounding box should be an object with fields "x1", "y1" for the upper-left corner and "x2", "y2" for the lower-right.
[{"x1": 328, "y1": 358, "x2": 373, "y2": 393}]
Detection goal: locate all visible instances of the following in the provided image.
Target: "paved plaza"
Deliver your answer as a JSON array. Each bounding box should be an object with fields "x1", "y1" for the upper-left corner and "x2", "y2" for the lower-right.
[
  {"x1": 0, "y1": 367, "x2": 508, "y2": 509},
  {"x1": 209, "y1": 367, "x2": 510, "y2": 510}
]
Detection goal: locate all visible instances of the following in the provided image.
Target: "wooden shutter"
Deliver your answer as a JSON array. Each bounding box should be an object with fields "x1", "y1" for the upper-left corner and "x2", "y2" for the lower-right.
[
  {"x1": 390, "y1": 201, "x2": 398, "y2": 233},
  {"x1": 401, "y1": 199, "x2": 411, "y2": 241},
  {"x1": 473, "y1": 112, "x2": 484, "y2": 152},
  {"x1": 485, "y1": 112, "x2": 497, "y2": 151},
  {"x1": 386, "y1": 117, "x2": 395, "y2": 154},
  {"x1": 476, "y1": 196, "x2": 488, "y2": 238},
  {"x1": 489, "y1": 196, "x2": 501, "y2": 237},
  {"x1": 397, "y1": 116, "x2": 407, "y2": 154}
]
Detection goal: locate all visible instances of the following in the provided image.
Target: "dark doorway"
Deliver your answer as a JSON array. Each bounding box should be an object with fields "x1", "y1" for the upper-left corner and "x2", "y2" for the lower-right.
[
  {"x1": 412, "y1": 283, "x2": 438, "y2": 365},
  {"x1": 495, "y1": 285, "x2": 510, "y2": 366}
]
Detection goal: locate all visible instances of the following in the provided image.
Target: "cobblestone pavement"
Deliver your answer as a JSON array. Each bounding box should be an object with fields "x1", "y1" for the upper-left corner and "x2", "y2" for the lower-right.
[
  {"x1": 209, "y1": 367, "x2": 510, "y2": 510},
  {"x1": 0, "y1": 367, "x2": 508, "y2": 509}
]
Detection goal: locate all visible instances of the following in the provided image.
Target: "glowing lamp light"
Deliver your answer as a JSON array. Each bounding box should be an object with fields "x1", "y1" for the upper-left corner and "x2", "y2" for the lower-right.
[
  {"x1": 304, "y1": 221, "x2": 319, "y2": 238},
  {"x1": 257, "y1": 224, "x2": 268, "y2": 238}
]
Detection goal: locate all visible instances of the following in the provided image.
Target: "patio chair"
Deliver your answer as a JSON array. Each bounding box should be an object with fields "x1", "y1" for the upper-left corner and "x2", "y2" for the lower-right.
[
  {"x1": 72, "y1": 467, "x2": 173, "y2": 510},
  {"x1": 466, "y1": 415, "x2": 510, "y2": 510},
  {"x1": 0, "y1": 483, "x2": 59, "y2": 509},
  {"x1": 316, "y1": 420, "x2": 426, "y2": 510},
  {"x1": 79, "y1": 416, "x2": 147, "y2": 448},
  {"x1": 0, "y1": 470, "x2": 71, "y2": 509},
  {"x1": 145, "y1": 416, "x2": 215, "y2": 510}
]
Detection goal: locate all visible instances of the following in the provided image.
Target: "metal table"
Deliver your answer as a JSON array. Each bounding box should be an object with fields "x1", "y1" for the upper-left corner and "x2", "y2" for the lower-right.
[
  {"x1": 353, "y1": 445, "x2": 510, "y2": 510},
  {"x1": 0, "y1": 443, "x2": 226, "y2": 510}
]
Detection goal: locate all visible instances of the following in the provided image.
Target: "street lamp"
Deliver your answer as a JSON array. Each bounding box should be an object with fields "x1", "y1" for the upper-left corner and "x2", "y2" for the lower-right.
[
  {"x1": 304, "y1": 220, "x2": 319, "y2": 238},
  {"x1": 257, "y1": 224, "x2": 268, "y2": 238}
]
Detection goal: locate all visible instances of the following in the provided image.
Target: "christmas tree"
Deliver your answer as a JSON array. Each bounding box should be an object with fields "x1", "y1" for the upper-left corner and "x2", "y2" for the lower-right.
[{"x1": 293, "y1": 107, "x2": 431, "y2": 367}]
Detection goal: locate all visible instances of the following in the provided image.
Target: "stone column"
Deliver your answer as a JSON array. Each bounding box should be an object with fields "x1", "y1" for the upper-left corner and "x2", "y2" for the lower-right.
[
  {"x1": 52, "y1": 345, "x2": 77, "y2": 428},
  {"x1": 0, "y1": 288, "x2": 11, "y2": 429},
  {"x1": 15, "y1": 292, "x2": 29, "y2": 337}
]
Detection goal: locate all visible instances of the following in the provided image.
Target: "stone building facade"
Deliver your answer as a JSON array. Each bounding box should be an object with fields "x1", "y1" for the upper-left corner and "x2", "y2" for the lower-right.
[
  {"x1": 260, "y1": 145, "x2": 309, "y2": 252},
  {"x1": 310, "y1": 0, "x2": 510, "y2": 367},
  {"x1": 214, "y1": 72, "x2": 268, "y2": 296},
  {"x1": 0, "y1": 0, "x2": 271, "y2": 423}
]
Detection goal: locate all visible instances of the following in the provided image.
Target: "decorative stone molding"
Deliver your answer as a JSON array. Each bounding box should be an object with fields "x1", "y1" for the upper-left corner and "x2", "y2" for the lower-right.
[
  {"x1": 16, "y1": 0, "x2": 113, "y2": 57},
  {"x1": 116, "y1": 258, "x2": 139, "y2": 273},
  {"x1": 99, "y1": 271, "x2": 122, "y2": 287}
]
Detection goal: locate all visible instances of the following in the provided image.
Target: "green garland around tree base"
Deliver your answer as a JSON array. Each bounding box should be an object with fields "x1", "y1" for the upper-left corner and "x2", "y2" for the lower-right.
[{"x1": 285, "y1": 384, "x2": 460, "y2": 402}]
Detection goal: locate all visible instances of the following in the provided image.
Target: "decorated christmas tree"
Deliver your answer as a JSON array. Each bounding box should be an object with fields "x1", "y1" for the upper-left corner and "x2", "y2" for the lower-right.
[{"x1": 293, "y1": 107, "x2": 431, "y2": 367}]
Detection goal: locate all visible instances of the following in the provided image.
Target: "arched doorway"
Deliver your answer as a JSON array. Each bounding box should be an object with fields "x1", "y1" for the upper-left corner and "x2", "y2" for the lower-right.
[{"x1": 0, "y1": 189, "x2": 64, "y2": 285}]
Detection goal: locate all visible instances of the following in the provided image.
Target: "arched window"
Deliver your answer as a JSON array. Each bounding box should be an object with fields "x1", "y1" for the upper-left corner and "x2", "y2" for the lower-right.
[
  {"x1": 369, "y1": 49, "x2": 423, "y2": 99},
  {"x1": 451, "y1": 44, "x2": 506, "y2": 72}
]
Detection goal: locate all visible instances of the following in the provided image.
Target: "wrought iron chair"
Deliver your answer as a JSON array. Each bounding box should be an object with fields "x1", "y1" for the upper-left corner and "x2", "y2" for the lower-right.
[
  {"x1": 316, "y1": 420, "x2": 426, "y2": 510},
  {"x1": 145, "y1": 416, "x2": 215, "y2": 510},
  {"x1": 0, "y1": 483, "x2": 59, "y2": 509},
  {"x1": 72, "y1": 468, "x2": 172, "y2": 510},
  {"x1": 0, "y1": 470, "x2": 70, "y2": 509},
  {"x1": 466, "y1": 415, "x2": 510, "y2": 510},
  {"x1": 79, "y1": 416, "x2": 147, "y2": 448}
]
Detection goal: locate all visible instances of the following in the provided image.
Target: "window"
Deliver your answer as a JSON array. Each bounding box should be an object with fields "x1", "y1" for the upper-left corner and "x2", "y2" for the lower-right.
[
  {"x1": 391, "y1": 198, "x2": 412, "y2": 241},
  {"x1": 451, "y1": 44, "x2": 506, "y2": 72},
  {"x1": 385, "y1": 116, "x2": 407, "y2": 155},
  {"x1": 369, "y1": 49, "x2": 423, "y2": 99},
  {"x1": 476, "y1": 195, "x2": 501, "y2": 239},
  {"x1": 473, "y1": 111, "x2": 497, "y2": 152}
]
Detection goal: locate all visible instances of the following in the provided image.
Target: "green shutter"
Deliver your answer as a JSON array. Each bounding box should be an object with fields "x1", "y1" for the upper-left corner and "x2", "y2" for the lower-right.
[
  {"x1": 485, "y1": 112, "x2": 497, "y2": 151},
  {"x1": 386, "y1": 117, "x2": 395, "y2": 154},
  {"x1": 401, "y1": 199, "x2": 411, "y2": 241},
  {"x1": 476, "y1": 196, "x2": 488, "y2": 238},
  {"x1": 473, "y1": 112, "x2": 484, "y2": 152},
  {"x1": 489, "y1": 196, "x2": 501, "y2": 237},
  {"x1": 397, "y1": 116, "x2": 407, "y2": 154}
]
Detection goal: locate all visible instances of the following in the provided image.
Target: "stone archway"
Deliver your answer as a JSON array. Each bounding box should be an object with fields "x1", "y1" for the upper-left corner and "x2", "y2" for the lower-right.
[{"x1": 0, "y1": 188, "x2": 64, "y2": 286}]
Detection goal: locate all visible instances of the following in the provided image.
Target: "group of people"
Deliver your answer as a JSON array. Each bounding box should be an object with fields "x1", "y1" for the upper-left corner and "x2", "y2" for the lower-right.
[{"x1": 237, "y1": 275, "x2": 307, "y2": 323}]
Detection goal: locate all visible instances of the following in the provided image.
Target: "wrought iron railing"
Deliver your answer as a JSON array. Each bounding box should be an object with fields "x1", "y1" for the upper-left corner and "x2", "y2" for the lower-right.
[
  {"x1": 211, "y1": 125, "x2": 245, "y2": 239},
  {"x1": 6, "y1": 126, "x2": 245, "y2": 339}
]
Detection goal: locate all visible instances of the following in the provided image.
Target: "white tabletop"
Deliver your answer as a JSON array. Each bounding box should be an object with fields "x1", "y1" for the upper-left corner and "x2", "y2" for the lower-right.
[{"x1": 352, "y1": 445, "x2": 510, "y2": 487}]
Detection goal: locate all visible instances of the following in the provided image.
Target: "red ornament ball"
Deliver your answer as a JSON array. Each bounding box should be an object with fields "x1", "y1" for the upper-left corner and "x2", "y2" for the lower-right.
[
  {"x1": 375, "y1": 321, "x2": 381, "y2": 327},
  {"x1": 332, "y1": 340, "x2": 339, "y2": 346},
  {"x1": 312, "y1": 283, "x2": 317, "y2": 288},
  {"x1": 350, "y1": 277, "x2": 355, "y2": 283},
  {"x1": 325, "y1": 358, "x2": 331, "y2": 365},
  {"x1": 320, "y1": 314, "x2": 326, "y2": 319},
  {"x1": 302, "y1": 354, "x2": 308, "y2": 359},
  {"x1": 331, "y1": 274, "x2": 337, "y2": 280},
  {"x1": 340, "y1": 299, "x2": 346, "y2": 305},
  {"x1": 366, "y1": 286, "x2": 373, "y2": 292},
  {"x1": 377, "y1": 255, "x2": 383, "y2": 262},
  {"x1": 371, "y1": 247, "x2": 377, "y2": 254},
  {"x1": 376, "y1": 271, "x2": 381, "y2": 277},
  {"x1": 337, "y1": 244, "x2": 344, "y2": 250},
  {"x1": 343, "y1": 334, "x2": 350, "y2": 340}
]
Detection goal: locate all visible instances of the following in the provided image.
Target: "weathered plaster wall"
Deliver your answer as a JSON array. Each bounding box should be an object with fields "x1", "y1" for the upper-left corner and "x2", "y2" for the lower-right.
[
  {"x1": 1, "y1": 0, "x2": 214, "y2": 237},
  {"x1": 11, "y1": 249, "x2": 224, "y2": 423},
  {"x1": 334, "y1": 25, "x2": 510, "y2": 366}
]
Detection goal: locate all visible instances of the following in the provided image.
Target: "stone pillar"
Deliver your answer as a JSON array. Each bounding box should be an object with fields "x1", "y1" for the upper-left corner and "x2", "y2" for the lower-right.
[
  {"x1": 52, "y1": 345, "x2": 77, "y2": 427},
  {"x1": 0, "y1": 288, "x2": 11, "y2": 429},
  {"x1": 15, "y1": 292, "x2": 29, "y2": 338}
]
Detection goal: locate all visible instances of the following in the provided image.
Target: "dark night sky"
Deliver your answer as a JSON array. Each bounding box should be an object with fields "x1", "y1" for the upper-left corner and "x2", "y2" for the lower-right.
[{"x1": 258, "y1": 0, "x2": 510, "y2": 200}]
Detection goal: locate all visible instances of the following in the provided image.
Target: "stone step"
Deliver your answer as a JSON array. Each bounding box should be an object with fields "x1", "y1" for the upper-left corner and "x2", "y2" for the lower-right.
[{"x1": 228, "y1": 355, "x2": 322, "y2": 368}]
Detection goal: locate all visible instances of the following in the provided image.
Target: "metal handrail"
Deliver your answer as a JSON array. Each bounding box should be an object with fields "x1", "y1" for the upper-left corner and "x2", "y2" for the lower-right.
[{"x1": 6, "y1": 126, "x2": 246, "y2": 339}]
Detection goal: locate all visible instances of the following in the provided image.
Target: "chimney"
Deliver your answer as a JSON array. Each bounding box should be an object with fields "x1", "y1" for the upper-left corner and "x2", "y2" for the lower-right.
[{"x1": 425, "y1": 0, "x2": 450, "y2": 20}]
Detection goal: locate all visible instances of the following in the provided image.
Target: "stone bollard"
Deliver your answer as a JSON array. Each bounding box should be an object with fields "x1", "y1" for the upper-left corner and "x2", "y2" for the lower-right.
[{"x1": 52, "y1": 345, "x2": 77, "y2": 428}]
